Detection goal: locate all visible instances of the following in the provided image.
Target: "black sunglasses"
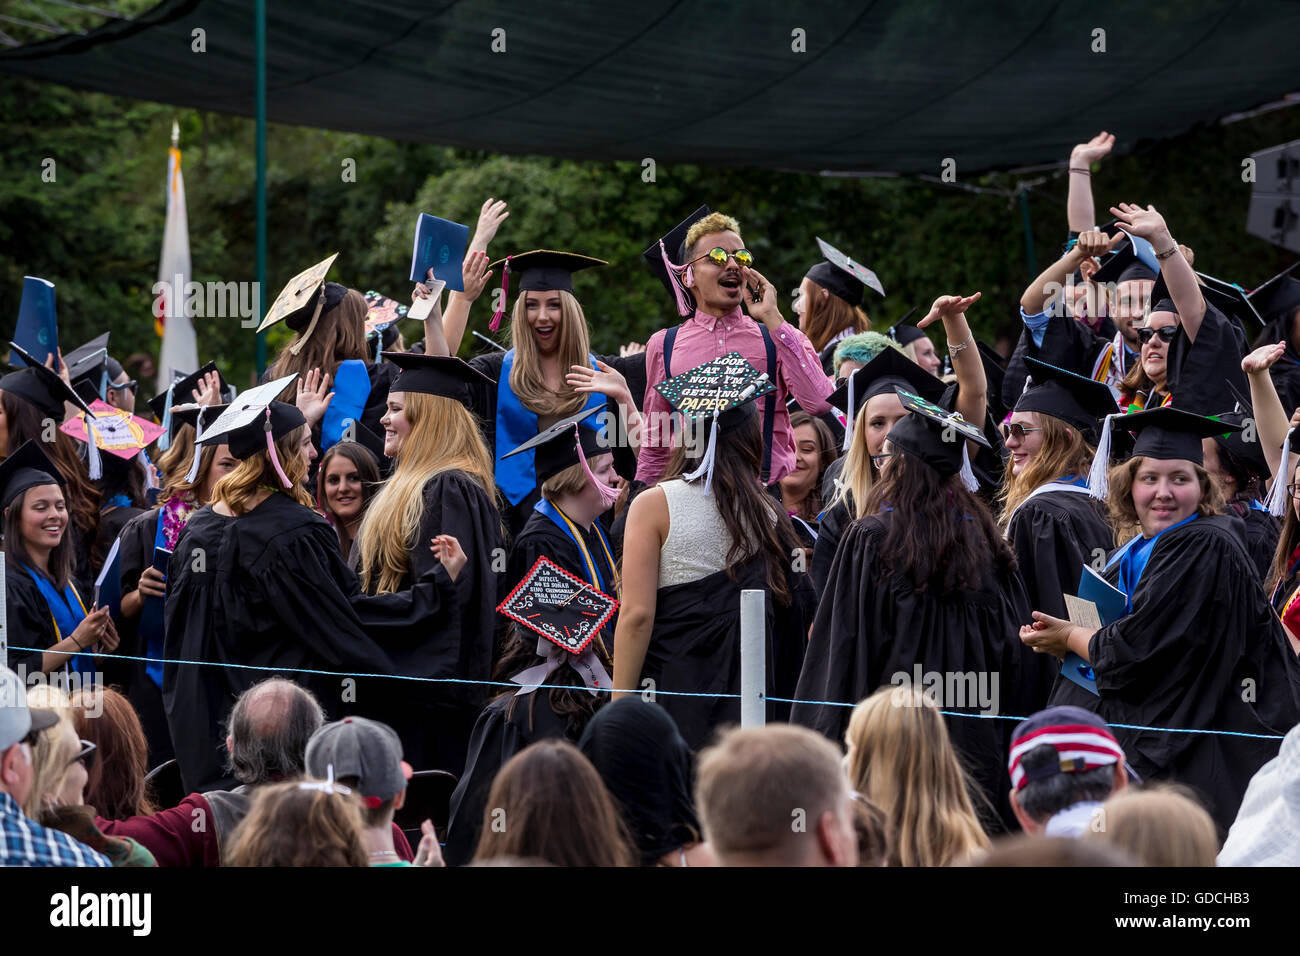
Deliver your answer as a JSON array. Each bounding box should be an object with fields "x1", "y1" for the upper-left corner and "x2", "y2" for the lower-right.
[
  {"x1": 1137, "y1": 326, "x2": 1177, "y2": 345},
  {"x1": 1000, "y1": 422, "x2": 1043, "y2": 442}
]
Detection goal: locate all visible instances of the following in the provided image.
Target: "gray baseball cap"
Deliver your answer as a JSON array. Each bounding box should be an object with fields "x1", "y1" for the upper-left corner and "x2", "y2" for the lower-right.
[
  {"x1": 305, "y1": 717, "x2": 410, "y2": 807},
  {"x1": 0, "y1": 665, "x2": 59, "y2": 751}
]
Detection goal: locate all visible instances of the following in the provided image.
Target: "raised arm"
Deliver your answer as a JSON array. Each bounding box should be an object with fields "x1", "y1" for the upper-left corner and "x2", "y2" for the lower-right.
[
  {"x1": 1243, "y1": 341, "x2": 1291, "y2": 480},
  {"x1": 917, "y1": 293, "x2": 986, "y2": 429},
  {"x1": 1067, "y1": 131, "x2": 1114, "y2": 233},
  {"x1": 1110, "y1": 203, "x2": 1205, "y2": 340},
  {"x1": 1020, "y1": 230, "x2": 1123, "y2": 316},
  {"x1": 442, "y1": 198, "x2": 508, "y2": 355}
]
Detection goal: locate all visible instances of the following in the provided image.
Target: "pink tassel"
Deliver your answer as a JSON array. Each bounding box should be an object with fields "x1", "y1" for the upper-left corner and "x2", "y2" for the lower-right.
[
  {"x1": 659, "y1": 240, "x2": 694, "y2": 317},
  {"x1": 265, "y1": 407, "x2": 293, "y2": 489},
  {"x1": 488, "y1": 255, "x2": 512, "y2": 332},
  {"x1": 574, "y1": 424, "x2": 621, "y2": 509}
]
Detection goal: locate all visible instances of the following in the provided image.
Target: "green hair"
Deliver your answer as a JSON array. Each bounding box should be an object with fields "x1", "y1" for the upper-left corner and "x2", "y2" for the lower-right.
[{"x1": 833, "y1": 331, "x2": 904, "y2": 371}]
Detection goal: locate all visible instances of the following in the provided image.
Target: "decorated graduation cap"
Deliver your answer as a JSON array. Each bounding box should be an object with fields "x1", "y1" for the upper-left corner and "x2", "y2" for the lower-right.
[
  {"x1": 498, "y1": 556, "x2": 616, "y2": 697},
  {"x1": 501, "y1": 406, "x2": 621, "y2": 509},
  {"x1": 381, "y1": 351, "x2": 494, "y2": 405},
  {"x1": 884, "y1": 388, "x2": 990, "y2": 490},
  {"x1": 64, "y1": 333, "x2": 111, "y2": 404},
  {"x1": 1091, "y1": 228, "x2": 1159, "y2": 285},
  {"x1": 0, "y1": 440, "x2": 63, "y2": 510},
  {"x1": 254, "y1": 253, "x2": 341, "y2": 348},
  {"x1": 643, "y1": 205, "x2": 711, "y2": 311},
  {"x1": 195, "y1": 375, "x2": 305, "y2": 487},
  {"x1": 653, "y1": 351, "x2": 775, "y2": 493},
  {"x1": 147, "y1": 361, "x2": 233, "y2": 451},
  {"x1": 1017, "y1": 357, "x2": 1120, "y2": 441},
  {"x1": 0, "y1": 342, "x2": 96, "y2": 422},
  {"x1": 61, "y1": 399, "x2": 165, "y2": 481},
  {"x1": 486, "y1": 250, "x2": 607, "y2": 331},
  {"x1": 1250, "y1": 262, "x2": 1300, "y2": 325},
  {"x1": 828, "y1": 347, "x2": 945, "y2": 453},
  {"x1": 805, "y1": 237, "x2": 885, "y2": 307}
]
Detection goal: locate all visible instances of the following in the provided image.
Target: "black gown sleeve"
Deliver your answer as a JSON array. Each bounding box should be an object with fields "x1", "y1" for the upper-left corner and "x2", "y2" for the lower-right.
[
  {"x1": 1166, "y1": 301, "x2": 1249, "y2": 415},
  {"x1": 1009, "y1": 494, "x2": 1113, "y2": 620},
  {"x1": 4, "y1": 567, "x2": 58, "y2": 676},
  {"x1": 811, "y1": 499, "x2": 851, "y2": 595}
]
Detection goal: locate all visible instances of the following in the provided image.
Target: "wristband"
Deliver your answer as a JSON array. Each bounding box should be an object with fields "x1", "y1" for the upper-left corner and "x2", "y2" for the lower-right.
[
  {"x1": 1068, "y1": 167, "x2": 1091, "y2": 175},
  {"x1": 1155, "y1": 244, "x2": 1179, "y2": 261},
  {"x1": 948, "y1": 334, "x2": 973, "y2": 355}
]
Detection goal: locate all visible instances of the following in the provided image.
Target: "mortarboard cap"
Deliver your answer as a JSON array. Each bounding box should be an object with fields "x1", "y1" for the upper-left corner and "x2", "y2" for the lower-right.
[
  {"x1": 256, "y1": 254, "x2": 340, "y2": 335},
  {"x1": 502, "y1": 406, "x2": 614, "y2": 485},
  {"x1": 60, "y1": 399, "x2": 165, "y2": 461},
  {"x1": 888, "y1": 324, "x2": 928, "y2": 348},
  {"x1": 1017, "y1": 357, "x2": 1120, "y2": 441},
  {"x1": 805, "y1": 237, "x2": 885, "y2": 307},
  {"x1": 1115, "y1": 405, "x2": 1241, "y2": 465},
  {"x1": 1249, "y1": 262, "x2": 1300, "y2": 326},
  {"x1": 829, "y1": 347, "x2": 945, "y2": 421},
  {"x1": 196, "y1": 375, "x2": 306, "y2": 461},
  {"x1": 64, "y1": 333, "x2": 111, "y2": 404},
  {"x1": 1, "y1": 342, "x2": 95, "y2": 420},
  {"x1": 643, "y1": 205, "x2": 711, "y2": 300},
  {"x1": 382, "y1": 351, "x2": 495, "y2": 405},
  {"x1": 489, "y1": 250, "x2": 605, "y2": 296},
  {"x1": 885, "y1": 388, "x2": 990, "y2": 483},
  {"x1": 1148, "y1": 271, "x2": 1264, "y2": 327},
  {"x1": 498, "y1": 556, "x2": 619, "y2": 657},
  {"x1": 1210, "y1": 409, "x2": 1269, "y2": 479},
  {"x1": 1091, "y1": 228, "x2": 1159, "y2": 286},
  {"x1": 146, "y1": 362, "x2": 232, "y2": 422},
  {"x1": 652, "y1": 352, "x2": 775, "y2": 429},
  {"x1": 0, "y1": 439, "x2": 63, "y2": 510}
]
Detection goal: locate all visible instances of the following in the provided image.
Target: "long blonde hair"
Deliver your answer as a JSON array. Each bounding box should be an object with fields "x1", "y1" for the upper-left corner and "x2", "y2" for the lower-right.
[
  {"x1": 23, "y1": 685, "x2": 76, "y2": 819},
  {"x1": 156, "y1": 423, "x2": 222, "y2": 506},
  {"x1": 210, "y1": 426, "x2": 315, "y2": 515},
  {"x1": 508, "y1": 290, "x2": 591, "y2": 418},
  {"x1": 846, "y1": 687, "x2": 990, "y2": 867},
  {"x1": 357, "y1": 392, "x2": 497, "y2": 594},
  {"x1": 997, "y1": 413, "x2": 1097, "y2": 530},
  {"x1": 827, "y1": 400, "x2": 878, "y2": 520}
]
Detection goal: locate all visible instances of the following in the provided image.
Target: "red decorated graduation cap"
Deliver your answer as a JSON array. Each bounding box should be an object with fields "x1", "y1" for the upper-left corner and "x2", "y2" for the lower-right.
[{"x1": 498, "y1": 557, "x2": 617, "y2": 697}]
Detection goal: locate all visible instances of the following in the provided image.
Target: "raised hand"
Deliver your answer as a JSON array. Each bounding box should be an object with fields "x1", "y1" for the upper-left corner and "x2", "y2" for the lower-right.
[
  {"x1": 917, "y1": 293, "x2": 981, "y2": 329},
  {"x1": 413, "y1": 819, "x2": 445, "y2": 867},
  {"x1": 461, "y1": 250, "x2": 493, "y2": 302},
  {"x1": 619, "y1": 341, "x2": 646, "y2": 357},
  {"x1": 191, "y1": 369, "x2": 222, "y2": 407},
  {"x1": 1108, "y1": 202, "x2": 1169, "y2": 243},
  {"x1": 1243, "y1": 342, "x2": 1287, "y2": 375},
  {"x1": 1075, "y1": 229, "x2": 1125, "y2": 260},
  {"x1": 45, "y1": 349, "x2": 72, "y2": 387},
  {"x1": 431, "y1": 534, "x2": 467, "y2": 582},
  {"x1": 566, "y1": 359, "x2": 631, "y2": 405},
  {"x1": 470, "y1": 197, "x2": 509, "y2": 252},
  {"x1": 1071, "y1": 131, "x2": 1115, "y2": 167},
  {"x1": 295, "y1": 367, "x2": 334, "y2": 426}
]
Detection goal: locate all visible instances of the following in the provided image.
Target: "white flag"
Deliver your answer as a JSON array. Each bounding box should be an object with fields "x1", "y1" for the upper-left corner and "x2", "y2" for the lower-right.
[{"x1": 155, "y1": 124, "x2": 198, "y2": 393}]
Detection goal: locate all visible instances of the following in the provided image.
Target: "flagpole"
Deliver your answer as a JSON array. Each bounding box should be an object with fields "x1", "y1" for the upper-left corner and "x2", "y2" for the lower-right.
[{"x1": 255, "y1": 0, "x2": 267, "y2": 379}]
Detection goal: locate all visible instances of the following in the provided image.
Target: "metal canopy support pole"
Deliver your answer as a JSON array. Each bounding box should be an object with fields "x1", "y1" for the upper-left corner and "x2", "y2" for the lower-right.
[
  {"x1": 254, "y1": 0, "x2": 267, "y2": 378},
  {"x1": 739, "y1": 589, "x2": 766, "y2": 727}
]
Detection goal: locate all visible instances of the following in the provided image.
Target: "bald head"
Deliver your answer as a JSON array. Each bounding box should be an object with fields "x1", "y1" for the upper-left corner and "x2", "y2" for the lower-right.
[{"x1": 225, "y1": 678, "x2": 324, "y2": 785}]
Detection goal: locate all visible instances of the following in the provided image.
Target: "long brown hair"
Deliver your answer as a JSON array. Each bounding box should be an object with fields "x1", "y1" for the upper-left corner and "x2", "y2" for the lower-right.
[
  {"x1": 1106, "y1": 456, "x2": 1224, "y2": 546},
  {"x1": 847, "y1": 688, "x2": 990, "y2": 867},
  {"x1": 997, "y1": 413, "x2": 1097, "y2": 529},
  {"x1": 801, "y1": 278, "x2": 870, "y2": 353},
  {"x1": 224, "y1": 781, "x2": 368, "y2": 867},
  {"x1": 1268, "y1": 459, "x2": 1300, "y2": 597},
  {"x1": 491, "y1": 626, "x2": 610, "y2": 738},
  {"x1": 71, "y1": 685, "x2": 156, "y2": 820},
  {"x1": 3, "y1": 484, "x2": 75, "y2": 590},
  {"x1": 268, "y1": 287, "x2": 370, "y2": 387},
  {"x1": 472, "y1": 739, "x2": 635, "y2": 867},
  {"x1": 864, "y1": 452, "x2": 1016, "y2": 593},
  {"x1": 1, "y1": 390, "x2": 100, "y2": 550},
  {"x1": 786, "y1": 410, "x2": 836, "y2": 519},
  {"x1": 210, "y1": 426, "x2": 315, "y2": 515},
  {"x1": 507, "y1": 290, "x2": 592, "y2": 418},
  {"x1": 659, "y1": 409, "x2": 800, "y2": 604},
  {"x1": 315, "y1": 441, "x2": 381, "y2": 525}
]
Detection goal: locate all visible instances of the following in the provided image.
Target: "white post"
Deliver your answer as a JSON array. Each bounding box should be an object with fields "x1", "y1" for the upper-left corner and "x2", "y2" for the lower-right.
[
  {"x1": 740, "y1": 589, "x2": 765, "y2": 727},
  {"x1": 0, "y1": 551, "x2": 7, "y2": 668}
]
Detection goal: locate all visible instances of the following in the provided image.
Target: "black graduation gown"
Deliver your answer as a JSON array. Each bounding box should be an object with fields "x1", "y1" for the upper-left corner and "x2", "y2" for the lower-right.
[
  {"x1": 1227, "y1": 504, "x2": 1279, "y2": 584},
  {"x1": 1001, "y1": 312, "x2": 1125, "y2": 412},
  {"x1": 162, "y1": 493, "x2": 461, "y2": 794},
  {"x1": 93, "y1": 504, "x2": 144, "y2": 579},
  {"x1": 792, "y1": 511, "x2": 1036, "y2": 830},
  {"x1": 1047, "y1": 515, "x2": 1300, "y2": 832},
  {"x1": 358, "y1": 470, "x2": 505, "y2": 776},
  {"x1": 4, "y1": 563, "x2": 71, "y2": 678},
  {"x1": 1166, "y1": 302, "x2": 1249, "y2": 419},
  {"x1": 1007, "y1": 489, "x2": 1113, "y2": 621},
  {"x1": 638, "y1": 556, "x2": 803, "y2": 752},
  {"x1": 812, "y1": 498, "x2": 851, "y2": 596},
  {"x1": 507, "y1": 507, "x2": 617, "y2": 647},
  {"x1": 442, "y1": 693, "x2": 583, "y2": 867},
  {"x1": 108, "y1": 507, "x2": 174, "y2": 767},
  {"x1": 465, "y1": 350, "x2": 646, "y2": 539}
]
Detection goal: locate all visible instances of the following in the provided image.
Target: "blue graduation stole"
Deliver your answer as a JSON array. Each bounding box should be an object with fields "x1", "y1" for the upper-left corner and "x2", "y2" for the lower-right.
[
  {"x1": 22, "y1": 564, "x2": 90, "y2": 675},
  {"x1": 322, "y1": 359, "x2": 370, "y2": 451},
  {"x1": 1107, "y1": 512, "x2": 1198, "y2": 612},
  {"x1": 139, "y1": 514, "x2": 171, "y2": 688},
  {"x1": 534, "y1": 498, "x2": 618, "y2": 598},
  {"x1": 494, "y1": 350, "x2": 607, "y2": 506}
]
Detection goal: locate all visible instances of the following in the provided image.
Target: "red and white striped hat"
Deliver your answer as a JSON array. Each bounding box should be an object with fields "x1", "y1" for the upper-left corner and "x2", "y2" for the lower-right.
[{"x1": 1008, "y1": 706, "x2": 1127, "y2": 792}]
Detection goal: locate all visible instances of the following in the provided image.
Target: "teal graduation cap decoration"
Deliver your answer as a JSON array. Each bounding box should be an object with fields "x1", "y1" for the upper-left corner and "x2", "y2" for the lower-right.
[{"x1": 885, "y1": 387, "x2": 989, "y2": 490}]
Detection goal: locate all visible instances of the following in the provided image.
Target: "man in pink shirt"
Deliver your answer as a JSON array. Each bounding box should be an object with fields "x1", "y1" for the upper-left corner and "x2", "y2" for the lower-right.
[{"x1": 636, "y1": 209, "x2": 833, "y2": 485}]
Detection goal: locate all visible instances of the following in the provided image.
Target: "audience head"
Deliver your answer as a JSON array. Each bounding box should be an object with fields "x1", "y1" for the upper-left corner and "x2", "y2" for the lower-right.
[
  {"x1": 473, "y1": 739, "x2": 635, "y2": 867},
  {"x1": 224, "y1": 678, "x2": 325, "y2": 786},
  {"x1": 1086, "y1": 786, "x2": 1219, "y2": 866},
  {"x1": 846, "y1": 687, "x2": 990, "y2": 866},
  {"x1": 579, "y1": 698, "x2": 702, "y2": 866},
  {"x1": 305, "y1": 717, "x2": 410, "y2": 830},
  {"x1": 832, "y1": 331, "x2": 902, "y2": 381},
  {"x1": 316, "y1": 441, "x2": 380, "y2": 531},
  {"x1": 972, "y1": 835, "x2": 1136, "y2": 867},
  {"x1": 1008, "y1": 706, "x2": 1129, "y2": 836},
  {"x1": 0, "y1": 666, "x2": 59, "y2": 808},
  {"x1": 696, "y1": 724, "x2": 857, "y2": 867},
  {"x1": 21, "y1": 684, "x2": 90, "y2": 820},
  {"x1": 1218, "y1": 721, "x2": 1300, "y2": 866},
  {"x1": 69, "y1": 685, "x2": 155, "y2": 820},
  {"x1": 224, "y1": 779, "x2": 368, "y2": 867}
]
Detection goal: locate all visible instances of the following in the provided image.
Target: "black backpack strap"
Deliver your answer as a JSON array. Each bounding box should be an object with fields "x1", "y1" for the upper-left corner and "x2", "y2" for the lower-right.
[
  {"x1": 663, "y1": 324, "x2": 678, "y2": 379},
  {"x1": 759, "y1": 323, "x2": 777, "y2": 484}
]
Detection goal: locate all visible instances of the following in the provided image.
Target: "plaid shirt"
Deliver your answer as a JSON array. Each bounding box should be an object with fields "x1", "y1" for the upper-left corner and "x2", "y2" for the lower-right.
[{"x1": 0, "y1": 791, "x2": 111, "y2": 867}]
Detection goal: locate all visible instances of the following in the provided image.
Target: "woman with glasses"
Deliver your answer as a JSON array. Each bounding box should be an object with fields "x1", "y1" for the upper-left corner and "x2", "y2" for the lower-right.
[
  {"x1": 1020, "y1": 407, "x2": 1300, "y2": 832},
  {"x1": 998, "y1": 358, "x2": 1117, "y2": 627},
  {"x1": 794, "y1": 395, "x2": 1035, "y2": 830},
  {"x1": 1119, "y1": 312, "x2": 1177, "y2": 409},
  {"x1": 23, "y1": 685, "x2": 156, "y2": 866}
]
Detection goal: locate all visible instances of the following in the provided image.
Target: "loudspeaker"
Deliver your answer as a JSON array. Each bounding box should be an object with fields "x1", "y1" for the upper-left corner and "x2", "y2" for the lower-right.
[{"x1": 1247, "y1": 139, "x2": 1300, "y2": 253}]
